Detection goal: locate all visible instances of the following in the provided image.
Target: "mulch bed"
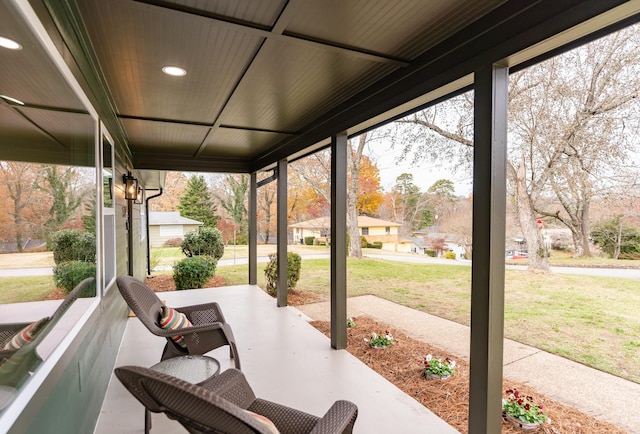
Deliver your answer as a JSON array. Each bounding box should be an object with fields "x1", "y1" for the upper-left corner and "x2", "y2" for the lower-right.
[
  {"x1": 311, "y1": 316, "x2": 627, "y2": 434},
  {"x1": 144, "y1": 275, "x2": 324, "y2": 306}
]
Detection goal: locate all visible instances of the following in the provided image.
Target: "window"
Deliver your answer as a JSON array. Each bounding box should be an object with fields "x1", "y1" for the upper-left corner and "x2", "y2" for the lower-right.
[
  {"x1": 362, "y1": 227, "x2": 369, "y2": 235},
  {"x1": 385, "y1": 226, "x2": 390, "y2": 234}
]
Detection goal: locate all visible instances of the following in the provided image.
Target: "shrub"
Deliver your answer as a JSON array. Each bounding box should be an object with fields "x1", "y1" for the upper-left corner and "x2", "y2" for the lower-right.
[
  {"x1": 264, "y1": 252, "x2": 302, "y2": 296},
  {"x1": 360, "y1": 236, "x2": 368, "y2": 248},
  {"x1": 304, "y1": 236, "x2": 315, "y2": 245},
  {"x1": 172, "y1": 256, "x2": 217, "y2": 290},
  {"x1": 366, "y1": 241, "x2": 383, "y2": 249},
  {"x1": 163, "y1": 237, "x2": 183, "y2": 247},
  {"x1": 53, "y1": 261, "x2": 96, "y2": 295},
  {"x1": 425, "y1": 249, "x2": 436, "y2": 257},
  {"x1": 181, "y1": 227, "x2": 224, "y2": 260},
  {"x1": 49, "y1": 229, "x2": 96, "y2": 265},
  {"x1": 445, "y1": 251, "x2": 457, "y2": 259}
]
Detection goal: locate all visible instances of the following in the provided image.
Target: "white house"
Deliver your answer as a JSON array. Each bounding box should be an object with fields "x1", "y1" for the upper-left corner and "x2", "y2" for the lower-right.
[{"x1": 148, "y1": 211, "x2": 203, "y2": 248}]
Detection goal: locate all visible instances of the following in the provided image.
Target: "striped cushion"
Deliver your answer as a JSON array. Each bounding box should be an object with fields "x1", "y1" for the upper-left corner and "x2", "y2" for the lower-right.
[
  {"x1": 244, "y1": 410, "x2": 280, "y2": 434},
  {"x1": 158, "y1": 306, "x2": 192, "y2": 348},
  {"x1": 2, "y1": 318, "x2": 48, "y2": 351}
]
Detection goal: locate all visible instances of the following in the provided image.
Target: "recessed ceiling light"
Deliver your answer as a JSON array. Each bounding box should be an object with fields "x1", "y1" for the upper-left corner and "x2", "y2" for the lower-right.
[
  {"x1": 0, "y1": 36, "x2": 22, "y2": 50},
  {"x1": 162, "y1": 66, "x2": 187, "y2": 77},
  {"x1": 0, "y1": 94, "x2": 25, "y2": 105}
]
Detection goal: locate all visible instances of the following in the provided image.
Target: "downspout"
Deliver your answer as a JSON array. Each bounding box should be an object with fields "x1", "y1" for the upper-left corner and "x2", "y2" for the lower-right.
[{"x1": 145, "y1": 188, "x2": 163, "y2": 275}]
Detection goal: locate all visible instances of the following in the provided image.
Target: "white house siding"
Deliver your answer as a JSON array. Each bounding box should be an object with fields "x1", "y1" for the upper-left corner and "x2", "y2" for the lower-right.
[{"x1": 149, "y1": 223, "x2": 201, "y2": 248}]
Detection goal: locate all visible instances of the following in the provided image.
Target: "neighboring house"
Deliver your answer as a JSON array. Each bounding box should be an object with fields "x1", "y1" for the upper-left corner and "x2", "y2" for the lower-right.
[
  {"x1": 148, "y1": 212, "x2": 203, "y2": 248},
  {"x1": 411, "y1": 230, "x2": 467, "y2": 259},
  {"x1": 290, "y1": 216, "x2": 404, "y2": 251}
]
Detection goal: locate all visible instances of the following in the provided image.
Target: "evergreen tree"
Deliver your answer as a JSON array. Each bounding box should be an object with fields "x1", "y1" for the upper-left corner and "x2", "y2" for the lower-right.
[{"x1": 178, "y1": 175, "x2": 219, "y2": 227}]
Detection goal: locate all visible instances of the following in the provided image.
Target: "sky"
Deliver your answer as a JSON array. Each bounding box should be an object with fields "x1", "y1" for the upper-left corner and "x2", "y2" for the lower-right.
[{"x1": 367, "y1": 140, "x2": 473, "y2": 196}]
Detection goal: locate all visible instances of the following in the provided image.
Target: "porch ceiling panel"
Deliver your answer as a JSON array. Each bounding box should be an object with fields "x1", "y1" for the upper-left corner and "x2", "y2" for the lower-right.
[
  {"x1": 77, "y1": 0, "x2": 264, "y2": 124},
  {"x1": 5, "y1": 0, "x2": 638, "y2": 174},
  {"x1": 200, "y1": 128, "x2": 292, "y2": 159},
  {"x1": 0, "y1": 1, "x2": 92, "y2": 167},
  {"x1": 0, "y1": 105, "x2": 93, "y2": 166},
  {"x1": 118, "y1": 118, "x2": 209, "y2": 154},
  {"x1": 163, "y1": 0, "x2": 288, "y2": 27},
  {"x1": 218, "y1": 38, "x2": 397, "y2": 133},
  {"x1": 284, "y1": 0, "x2": 508, "y2": 60}
]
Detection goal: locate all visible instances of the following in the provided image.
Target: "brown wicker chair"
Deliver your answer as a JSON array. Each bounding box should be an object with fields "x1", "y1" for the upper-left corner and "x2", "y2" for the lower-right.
[
  {"x1": 115, "y1": 365, "x2": 358, "y2": 434},
  {"x1": 116, "y1": 275, "x2": 240, "y2": 368}
]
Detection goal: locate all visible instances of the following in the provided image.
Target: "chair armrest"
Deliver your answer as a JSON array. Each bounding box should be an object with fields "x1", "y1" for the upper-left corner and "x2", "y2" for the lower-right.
[
  {"x1": 176, "y1": 302, "x2": 227, "y2": 324},
  {"x1": 309, "y1": 400, "x2": 358, "y2": 434},
  {"x1": 200, "y1": 368, "x2": 256, "y2": 408}
]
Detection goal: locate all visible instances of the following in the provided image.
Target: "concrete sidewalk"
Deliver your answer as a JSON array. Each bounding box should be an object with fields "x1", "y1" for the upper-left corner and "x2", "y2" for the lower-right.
[{"x1": 296, "y1": 295, "x2": 639, "y2": 434}]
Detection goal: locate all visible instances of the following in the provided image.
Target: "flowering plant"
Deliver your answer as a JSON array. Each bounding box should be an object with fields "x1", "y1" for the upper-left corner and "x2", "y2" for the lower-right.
[
  {"x1": 502, "y1": 389, "x2": 549, "y2": 425},
  {"x1": 365, "y1": 331, "x2": 394, "y2": 348},
  {"x1": 422, "y1": 354, "x2": 456, "y2": 378},
  {"x1": 347, "y1": 317, "x2": 356, "y2": 328}
]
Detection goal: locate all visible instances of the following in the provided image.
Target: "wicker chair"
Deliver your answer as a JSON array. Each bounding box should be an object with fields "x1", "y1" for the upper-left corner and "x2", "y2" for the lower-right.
[
  {"x1": 116, "y1": 275, "x2": 240, "y2": 368},
  {"x1": 115, "y1": 365, "x2": 358, "y2": 434}
]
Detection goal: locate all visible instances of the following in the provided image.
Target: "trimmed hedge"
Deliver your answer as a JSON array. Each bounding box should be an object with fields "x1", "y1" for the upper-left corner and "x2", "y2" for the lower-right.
[
  {"x1": 172, "y1": 256, "x2": 217, "y2": 290},
  {"x1": 49, "y1": 229, "x2": 96, "y2": 265},
  {"x1": 304, "y1": 236, "x2": 315, "y2": 246},
  {"x1": 264, "y1": 252, "x2": 302, "y2": 296},
  {"x1": 181, "y1": 227, "x2": 224, "y2": 260},
  {"x1": 445, "y1": 251, "x2": 457, "y2": 259},
  {"x1": 53, "y1": 261, "x2": 97, "y2": 295}
]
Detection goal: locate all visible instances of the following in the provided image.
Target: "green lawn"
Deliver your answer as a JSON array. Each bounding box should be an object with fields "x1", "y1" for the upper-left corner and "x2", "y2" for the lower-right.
[
  {"x1": 218, "y1": 257, "x2": 640, "y2": 383},
  {"x1": 1, "y1": 250, "x2": 638, "y2": 383},
  {"x1": 0, "y1": 276, "x2": 56, "y2": 304}
]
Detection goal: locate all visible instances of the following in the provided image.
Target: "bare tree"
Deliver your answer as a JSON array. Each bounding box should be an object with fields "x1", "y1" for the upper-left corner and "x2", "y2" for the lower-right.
[
  {"x1": 290, "y1": 133, "x2": 384, "y2": 257},
  {"x1": 393, "y1": 25, "x2": 640, "y2": 268}
]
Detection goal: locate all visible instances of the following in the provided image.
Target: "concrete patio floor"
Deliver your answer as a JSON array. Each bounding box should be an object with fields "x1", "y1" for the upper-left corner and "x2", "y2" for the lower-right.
[{"x1": 94, "y1": 285, "x2": 457, "y2": 434}]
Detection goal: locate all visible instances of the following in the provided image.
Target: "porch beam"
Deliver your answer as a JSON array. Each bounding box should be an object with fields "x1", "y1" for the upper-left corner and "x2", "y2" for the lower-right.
[
  {"x1": 276, "y1": 159, "x2": 288, "y2": 307},
  {"x1": 248, "y1": 172, "x2": 257, "y2": 285},
  {"x1": 468, "y1": 63, "x2": 508, "y2": 433},
  {"x1": 330, "y1": 132, "x2": 348, "y2": 349}
]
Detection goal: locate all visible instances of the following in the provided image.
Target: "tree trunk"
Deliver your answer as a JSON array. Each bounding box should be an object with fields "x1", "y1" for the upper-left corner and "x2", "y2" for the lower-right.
[
  {"x1": 613, "y1": 223, "x2": 622, "y2": 260},
  {"x1": 513, "y1": 162, "x2": 549, "y2": 271},
  {"x1": 346, "y1": 135, "x2": 367, "y2": 258}
]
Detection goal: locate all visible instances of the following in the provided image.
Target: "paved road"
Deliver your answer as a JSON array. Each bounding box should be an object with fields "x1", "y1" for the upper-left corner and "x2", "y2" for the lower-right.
[
  {"x1": 2, "y1": 253, "x2": 639, "y2": 280},
  {"x1": 367, "y1": 253, "x2": 640, "y2": 279}
]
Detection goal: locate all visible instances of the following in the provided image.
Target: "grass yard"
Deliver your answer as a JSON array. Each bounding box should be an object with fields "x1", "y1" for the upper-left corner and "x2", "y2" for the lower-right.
[
  {"x1": 218, "y1": 257, "x2": 640, "y2": 383},
  {"x1": 0, "y1": 276, "x2": 56, "y2": 304},
  {"x1": 1, "y1": 250, "x2": 638, "y2": 383}
]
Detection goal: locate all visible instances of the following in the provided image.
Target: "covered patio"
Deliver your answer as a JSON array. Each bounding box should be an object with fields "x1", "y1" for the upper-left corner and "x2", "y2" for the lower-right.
[
  {"x1": 95, "y1": 285, "x2": 457, "y2": 434},
  {"x1": 2, "y1": 0, "x2": 640, "y2": 432}
]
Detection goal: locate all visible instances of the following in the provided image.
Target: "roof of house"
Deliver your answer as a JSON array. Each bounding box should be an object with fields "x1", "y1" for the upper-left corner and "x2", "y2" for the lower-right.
[
  {"x1": 148, "y1": 211, "x2": 203, "y2": 226},
  {"x1": 289, "y1": 215, "x2": 401, "y2": 229}
]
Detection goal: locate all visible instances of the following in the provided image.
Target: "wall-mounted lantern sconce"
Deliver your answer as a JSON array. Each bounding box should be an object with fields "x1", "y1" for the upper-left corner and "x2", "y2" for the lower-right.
[
  {"x1": 123, "y1": 173, "x2": 138, "y2": 201},
  {"x1": 134, "y1": 187, "x2": 144, "y2": 205}
]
